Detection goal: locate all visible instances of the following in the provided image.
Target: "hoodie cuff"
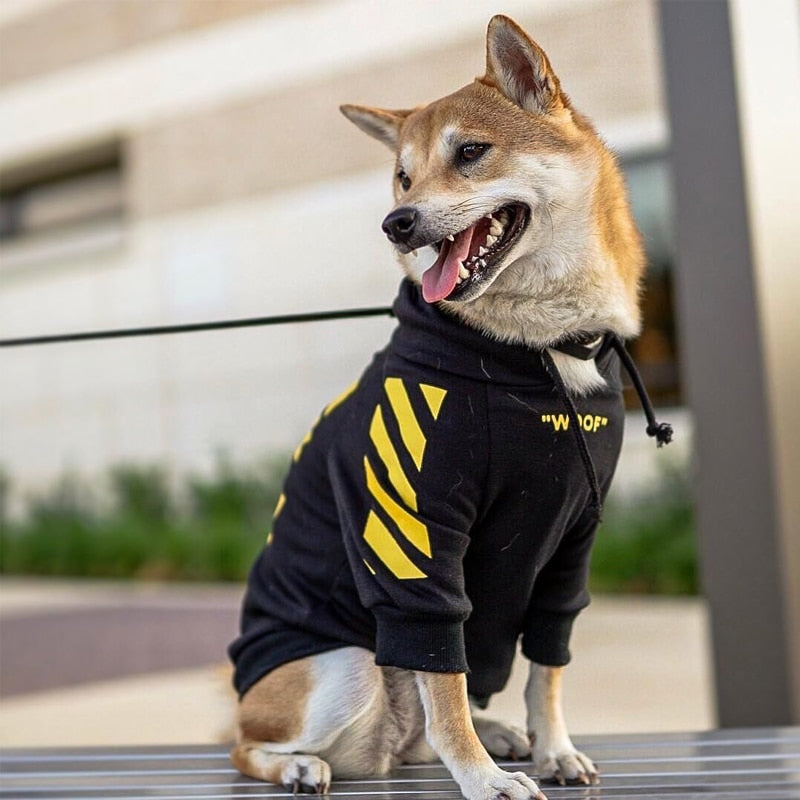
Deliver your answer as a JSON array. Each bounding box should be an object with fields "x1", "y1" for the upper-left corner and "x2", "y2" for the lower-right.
[
  {"x1": 374, "y1": 610, "x2": 468, "y2": 673},
  {"x1": 521, "y1": 609, "x2": 580, "y2": 667}
]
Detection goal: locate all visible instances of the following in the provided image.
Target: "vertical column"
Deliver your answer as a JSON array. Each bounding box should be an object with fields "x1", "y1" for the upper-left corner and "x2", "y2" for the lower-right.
[
  {"x1": 657, "y1": 0, "x2": 800, "y2": 725},
  {"x1": 728, "y1": 0, "x2": 800, "y2": 721}
]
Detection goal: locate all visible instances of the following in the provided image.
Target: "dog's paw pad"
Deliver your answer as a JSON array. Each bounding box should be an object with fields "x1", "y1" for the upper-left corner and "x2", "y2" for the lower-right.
[
  {"x1": 536, "y1": 749, "x2": 598, "y2": 786},
  {"x1": 473, "y1": 718, "x2": 532, "y2": 759},
  {"x1": 281, "y1": 755, "x2": 331, "y2": 795},
  {"x1": 485, "y1": 769, "x2": 546, "y2": 800}
]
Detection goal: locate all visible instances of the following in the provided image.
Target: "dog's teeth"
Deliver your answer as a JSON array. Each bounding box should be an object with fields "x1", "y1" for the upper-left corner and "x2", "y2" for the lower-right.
[
  {"x1": 478, "y1": 258, "x2": 487, "y2": 268},
  {"x1": 446, "y1": 233, "x2": 455, "y2": 242},
  {"x1": 486, "y1": 213, "x2": 494, "y2": 221},
  {"x1": 489, "y1": 220, "x2": 503, "y2": 237},
  {"x1": 478, "y1": 246, "x2": 488, "y2": 257},
  {"x1": 458, "y1": 264, "x2": 470, "y2": 279},
  {"x1": 486, "y1": 234, "x2": 498, "y2": 247},
  {"x1": 456, "y1": 276, "x2": 463, "y2": 284}
]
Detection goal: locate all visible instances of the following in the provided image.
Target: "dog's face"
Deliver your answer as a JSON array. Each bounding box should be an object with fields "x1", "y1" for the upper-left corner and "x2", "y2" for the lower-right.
[
  {"x1": 341, "y1": 16, "x2": 607, "y2": 306},
  {"x1": 341, "y1": 15, "x2": 644, "y2": 355}
]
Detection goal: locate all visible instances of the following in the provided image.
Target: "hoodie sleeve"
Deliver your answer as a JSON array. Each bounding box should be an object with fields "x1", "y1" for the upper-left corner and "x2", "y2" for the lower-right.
[
  {"x1": 328, "y1": 371, "x2": 487, "y2": 673},
  {"x1": 520, "y1": 507, "x2": 597, "y2": 666}
]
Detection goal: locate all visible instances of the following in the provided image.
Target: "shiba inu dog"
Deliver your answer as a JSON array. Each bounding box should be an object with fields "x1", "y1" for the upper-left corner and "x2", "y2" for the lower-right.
[{"x1": 229, "y1": 15, "x2": 645, "y2": 800}]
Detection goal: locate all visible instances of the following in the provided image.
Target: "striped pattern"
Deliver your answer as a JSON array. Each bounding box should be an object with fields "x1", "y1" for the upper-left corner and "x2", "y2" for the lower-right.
[
  {"x1": 292, "y1": 428, "x2": 312, "y2": 462},
  {"x1": 323, "y1": 380, "x2": 359, "y2": 417},
  {"x1": 362, "y1": 510, "x2": 427, "y2": 580},
  {"x1": 420, "y1": 383, "x2": 447, "y2": 419},
  {"x1": 292, "y1": 380, "x2": 360, "y2": 463},
  {"x1": 363, "y1": 457, "x2": 431, "y2": 559},
  {"x1": 361, "y1": 378, "x2": 445, "y2": 579},
  {"x1": 2, "y1": 728, "x2": 798, "y2": 798},
  {"x1": 383, "y1": 377, "x2": 427, "y2": 470},
  {"x1": 369, "y1": 405, "x2": 417, "y2": 511}
]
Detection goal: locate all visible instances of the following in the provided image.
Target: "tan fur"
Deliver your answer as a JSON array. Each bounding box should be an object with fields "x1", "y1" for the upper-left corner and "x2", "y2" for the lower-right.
[
  {"x1": 234, "y1": 15, "x2": 634, "y2": 798},
  {"x1": 414, "y1": 672, "x2": 491, "y2": 767},
  {"x1": 232, "y1": 648, "x2": 436, "y2": 790},
  {"x1": 237, "y1": 658, "x2": 311, "y2": 744},
  {"x1": 342, "y1": 16, "x2": 644, "y2": 395},
  {"x1": 415, "y1": 671, "x2": 545, "y2": 799},
  {"x1": 526, "y1": 664, "x2": 598, "y2": 786}
]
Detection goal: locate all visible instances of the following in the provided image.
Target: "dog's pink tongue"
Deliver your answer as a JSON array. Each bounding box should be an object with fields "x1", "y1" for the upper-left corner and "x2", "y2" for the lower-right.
[{"x1": 421, "y1": 226, "x2": 475, "y2": 303}]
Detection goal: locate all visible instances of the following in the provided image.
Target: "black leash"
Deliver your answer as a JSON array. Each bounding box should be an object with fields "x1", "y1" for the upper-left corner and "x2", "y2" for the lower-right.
[
  {"x1": 3, "y1": 298, "x2": 672, "y2": 524},
  {"x1": 0, "y1": 307, "x2": 396, "y2": 348}
]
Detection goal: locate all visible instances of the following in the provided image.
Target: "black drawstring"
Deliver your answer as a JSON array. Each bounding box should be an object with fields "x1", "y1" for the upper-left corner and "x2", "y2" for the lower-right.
[
  {"x1": 541, "y1": 334, "x2": 674, "y2": 523},
  {"x1": 607, "y1": 334, "x2": 674, "y2": 447},
  {"x1": 540, "y1": 348, "x2": 604, "y2": 522}
]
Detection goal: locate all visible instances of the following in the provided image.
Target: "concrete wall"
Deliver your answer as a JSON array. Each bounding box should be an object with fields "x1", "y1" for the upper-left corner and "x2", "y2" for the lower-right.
[{"x1": 0, "y1": 0, "x2": 672, "y2": 493}]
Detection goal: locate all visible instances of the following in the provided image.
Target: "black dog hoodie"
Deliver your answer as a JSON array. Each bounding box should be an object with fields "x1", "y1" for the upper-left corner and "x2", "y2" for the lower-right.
[{"x1": 230, "y1": 279, "x2": 625, "y2": 706}]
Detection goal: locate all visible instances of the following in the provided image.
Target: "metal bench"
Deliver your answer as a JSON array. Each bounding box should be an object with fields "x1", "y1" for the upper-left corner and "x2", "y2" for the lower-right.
[{"x1": 3, "y1": 727, "x2": 799, "y2": 799}]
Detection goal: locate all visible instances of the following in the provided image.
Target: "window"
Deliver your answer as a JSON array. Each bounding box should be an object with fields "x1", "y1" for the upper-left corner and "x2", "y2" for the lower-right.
[
  {"x1": 622, "y1": 151, "x2": 681, "y2": 407},
  {"x1": 0, "y1": 141, "x2": 124, "y2": 269}
]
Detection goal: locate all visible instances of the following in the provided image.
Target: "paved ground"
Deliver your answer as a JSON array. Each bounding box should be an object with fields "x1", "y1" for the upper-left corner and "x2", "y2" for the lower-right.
[
  {"x1": 0, "y1": 579, "x2": 716, "y2": 748},
  {"x1": 0, "y1": 606, "x2": 239, "y2": 696}
]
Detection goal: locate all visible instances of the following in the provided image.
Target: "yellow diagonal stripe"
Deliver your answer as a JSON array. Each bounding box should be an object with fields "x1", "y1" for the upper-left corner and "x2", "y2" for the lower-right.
[
  {"x1": 369, "y1": 406, "x2": 417, "y2": 512},
  {"x1": 420, "y1": 383, "x2": 447, "y2": 419},
  {"x1": 364, "y1": 456, "x2": 431, "y2": 557},
  {"x1": 323, "y1": 379, "x2": 358, "y2": 417},
  {"x1": 293, "y1": 429, "x2": 312, "y2": 462},
  {"x1": 293, "y1": 379, "x2": 358, "y2": 463},
  {"x1": 384, "y1": 377, "x2": 426, "y2": 470},
  {"x1": 363, "y1": 510, "x2": 426, "y2": 579},
  {"x1": 273, "y1": 493, "x2": 286, "y2": 519}
]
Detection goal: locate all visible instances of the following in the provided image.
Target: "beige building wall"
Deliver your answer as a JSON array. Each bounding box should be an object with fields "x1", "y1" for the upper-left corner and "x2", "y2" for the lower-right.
[{"x1": 0, "y1": 0, "x2": 672, "y2": 494}]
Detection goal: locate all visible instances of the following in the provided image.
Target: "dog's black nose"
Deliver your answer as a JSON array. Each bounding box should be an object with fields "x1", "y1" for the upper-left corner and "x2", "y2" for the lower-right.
[{"x1": 382, "y1": 207, "x2": 418, "y2": 245}]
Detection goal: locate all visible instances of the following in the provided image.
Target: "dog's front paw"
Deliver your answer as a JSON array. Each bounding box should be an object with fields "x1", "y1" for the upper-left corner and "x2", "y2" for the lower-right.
[
  {"x1": 473, "y1": 717, "x2": 532, "y2": 760},
  {"x1": 280, "y1": 755, "x2": 331, "y2": 795},
  {"x1": 532, "y1": 741, "x2": 597, "y2": 786},
  {"x1": 488, "y1": 769, "x2": 547, "y2": 800},
  {"x1": 461, "y1": 766, "x2": 546, "y2": 800}
]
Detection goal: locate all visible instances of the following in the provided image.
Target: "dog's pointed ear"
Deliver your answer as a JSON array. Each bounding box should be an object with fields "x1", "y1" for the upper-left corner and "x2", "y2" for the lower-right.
[
  {"x1": 340, "y1": 104, "x2": 413, "y2": 150},
  {"x1": 483, "y1": 15, "x2": 563, "y2": 114}
]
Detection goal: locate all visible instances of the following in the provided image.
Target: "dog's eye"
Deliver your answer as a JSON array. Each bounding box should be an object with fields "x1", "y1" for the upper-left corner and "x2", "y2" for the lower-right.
[
  {"x1": 397, "y1": 170, "x2": 411, "y2": 191},
  {"x1": 457, "y1": 143, "x2": 491, "y2": 164}
]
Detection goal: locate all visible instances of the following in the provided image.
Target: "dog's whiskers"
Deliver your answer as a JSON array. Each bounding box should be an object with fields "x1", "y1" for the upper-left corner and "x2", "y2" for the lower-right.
[{"x1": 450, "y1": 196, "x2": 501, "y2": 213}]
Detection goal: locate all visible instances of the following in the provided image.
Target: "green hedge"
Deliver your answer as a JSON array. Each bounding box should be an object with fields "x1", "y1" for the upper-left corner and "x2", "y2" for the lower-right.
[
  {"x1": 0, "y1": 459, "x2": 697, "y2": 593},
  {"x1": 591, "y1": 465, "x2": 697, "y2": 594},
  {"x1": 0, "y1": 458, "x2": 283, "y2": 581}
]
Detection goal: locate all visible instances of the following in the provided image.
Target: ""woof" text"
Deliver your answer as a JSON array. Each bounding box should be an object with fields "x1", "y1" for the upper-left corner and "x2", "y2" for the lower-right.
[{"x1": 541, "y1": 413, "x2": 609, "y2": 433}]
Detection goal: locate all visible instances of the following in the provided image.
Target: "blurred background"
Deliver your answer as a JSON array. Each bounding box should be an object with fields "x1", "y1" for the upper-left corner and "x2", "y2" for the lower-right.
[{"x1": 0, "y1": 0, "x2": 797, "y2": 748}]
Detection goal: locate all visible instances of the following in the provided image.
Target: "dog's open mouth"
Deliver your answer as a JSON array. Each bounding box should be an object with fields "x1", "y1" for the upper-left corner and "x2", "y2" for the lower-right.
[{"x1": 421, "y1": 203, "x2": 530, "y2": 303}]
